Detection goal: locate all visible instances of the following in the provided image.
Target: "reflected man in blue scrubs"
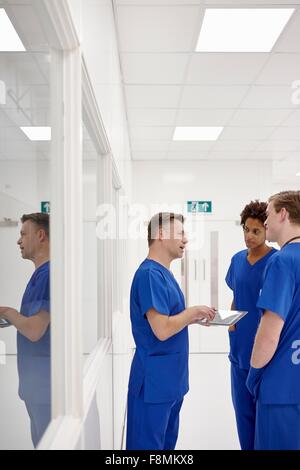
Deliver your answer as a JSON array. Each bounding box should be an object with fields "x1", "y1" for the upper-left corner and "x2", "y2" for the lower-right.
[
  {"x1": 126, "y1": 212, "x2": 216, "y2": 450},
  {"x1": 0, "y1": 213, "x2": 50, "y2": 448},
  {"x1": 246, "y1": 191, "x2": 300, "y2": 450},
  {"x1": 226, "y1": 201, "x2": 277, "y2": 449}
]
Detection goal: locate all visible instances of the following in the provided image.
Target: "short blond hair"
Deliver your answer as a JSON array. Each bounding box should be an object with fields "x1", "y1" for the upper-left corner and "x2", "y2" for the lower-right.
[
  {"x1": 269, "y1": 191, "x2": 300, "y2": 225},
  {"x1": 21, "y1": 213, "x2": 50, "y2": 238},
  {"x1": 147, "y1": 212, "x2": 184, "y2": 247}
]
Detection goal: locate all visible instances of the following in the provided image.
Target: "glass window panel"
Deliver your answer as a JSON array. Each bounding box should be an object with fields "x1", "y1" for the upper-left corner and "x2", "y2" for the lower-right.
[
  {"x1": 0, "y1": 4, "x2": 52, "y2": 450},
  {"x1": 82, "y1": 124, "x2": 98, "y2": 355}
]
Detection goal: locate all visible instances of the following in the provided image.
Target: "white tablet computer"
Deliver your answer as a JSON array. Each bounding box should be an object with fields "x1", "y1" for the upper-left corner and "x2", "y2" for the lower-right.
[
  {"x1": 197, "y1": 310, "x2": 247, "y2": 326},
  {"x1": 0, "y1": 318, "x2": 11, "y2": 328}
]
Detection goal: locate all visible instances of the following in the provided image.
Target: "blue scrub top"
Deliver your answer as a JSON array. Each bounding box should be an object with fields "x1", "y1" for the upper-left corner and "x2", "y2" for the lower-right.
[
  {"x1": 226, "y1": 248, "x2": 277, "y2": 369},
  {"x1": 17, "y1": 261, "x2": 50, "y2": 405},
  {"x1": 128, "y1": 258, "x2": 189, "y2": 403},
  {"x1": 257, "y1": 244, "x2": 300, "y2": 404}
]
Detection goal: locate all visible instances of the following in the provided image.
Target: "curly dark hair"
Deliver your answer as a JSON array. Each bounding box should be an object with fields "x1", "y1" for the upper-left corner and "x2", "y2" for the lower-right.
[{"x1": 240, "y1": 200, "x2": 267, "y2": 227}]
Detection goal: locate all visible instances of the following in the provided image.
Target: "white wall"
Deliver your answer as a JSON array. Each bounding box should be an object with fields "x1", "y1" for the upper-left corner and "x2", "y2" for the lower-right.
[
  {"x1": 132, "y1": 157, "x2": 273, "y2": 261},
  {"x1": 132, "y1": 159, "x2": 273, "y2": 218},
  {"x1": 0, "y1": 161, "x2": 42, "y2": 209}
]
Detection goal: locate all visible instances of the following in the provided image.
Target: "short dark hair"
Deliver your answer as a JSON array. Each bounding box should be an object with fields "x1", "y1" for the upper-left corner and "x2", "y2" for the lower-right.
[
  {"x1": 240, "y1": 200, "x2": 267, "y2": 227},
  {"x1": 147, "y1": 212, "x2": 184, "y2": 247},
  {"x1": 269, "y1": 191, "x2": 300, "y2": 225},
  {"x1": 21, "y1": 213, "x2": 50, "y2": 239}
]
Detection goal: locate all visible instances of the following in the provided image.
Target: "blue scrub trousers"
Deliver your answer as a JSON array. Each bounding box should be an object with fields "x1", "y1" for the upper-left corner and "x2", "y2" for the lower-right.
[
  {"x1": 255, "y1": 402, "x2": 300, "y2": 450},
  {"x1": 126, "y1": 389, "x2": 183, "y2": 450},
  {"x1": 25, "y1": 401, "x2": 51, "y2": 448},
  {"x1": 231, "y1": 363, "x2": 256, "y2": 450}
]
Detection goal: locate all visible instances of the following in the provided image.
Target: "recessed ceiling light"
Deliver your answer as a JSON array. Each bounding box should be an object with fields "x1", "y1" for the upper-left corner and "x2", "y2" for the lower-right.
[
  {"x1": 0, "y1": 9, "x2": 26, "y2": 52},
  {"x1": 296, "y1": 172, "x2": 300, "y2": 177},
  {"x1": 196, "y1": 8, "x2": 295, "y2": 52},
  {"x1": 173, "y1": 126, "x2": 223, "y2": 141},
  {"x1": 20, "y1": 127, "x2": 51, "y2": 141}
]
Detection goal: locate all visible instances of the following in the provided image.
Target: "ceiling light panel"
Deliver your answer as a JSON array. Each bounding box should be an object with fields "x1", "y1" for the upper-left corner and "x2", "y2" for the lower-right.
[
  {"x1": 173, "y1": 126, "x2": 223, "y2": 141},
  {"x1": 20, "y1": 127, "x2": 51, "y2": 141},
  {"x1": 196, "y1": 8, "x2": 295, "y2": 52},
  {"x1": 0, "y1": 9, "x2": 26, "y2": 52}
]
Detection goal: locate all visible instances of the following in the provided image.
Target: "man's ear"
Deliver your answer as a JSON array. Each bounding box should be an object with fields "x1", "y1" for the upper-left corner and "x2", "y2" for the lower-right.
[
  {"x1": 158, "y1": 227, "x2": 164, "y2": 241},
  {"x1": 38, "y1": 228, "x2": 47, "y2": 242},
  {"x1": 280, "y1": 207, "x2": 288, "y2": 222}
]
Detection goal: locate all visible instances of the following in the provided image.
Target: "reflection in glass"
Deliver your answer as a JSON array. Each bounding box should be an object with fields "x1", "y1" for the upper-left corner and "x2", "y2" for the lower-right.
[
  {"x1": 0, "y1": 4, "x2": 51, "y2": 450},
  {"x1": 15, "y1": 213, "x2": 51, "y2": 448}
]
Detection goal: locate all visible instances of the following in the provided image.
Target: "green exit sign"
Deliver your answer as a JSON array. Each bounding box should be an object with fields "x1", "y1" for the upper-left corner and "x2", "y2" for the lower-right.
[
  {"x1": 187, "y1": 201, "x2": 212, "y2": 213},
  {"x1": 41, "y1": 201, "x2": 50, "y2": 214}
]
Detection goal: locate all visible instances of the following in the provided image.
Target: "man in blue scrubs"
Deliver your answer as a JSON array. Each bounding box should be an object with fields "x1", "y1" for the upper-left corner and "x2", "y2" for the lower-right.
[
  {"x1": 246, "y1": 191, "x2": 300, "y2": 449},
  {"x1": 126, "y1": 212, "x2": 216, "y2": 450},
  {"x1": 226, "y1": 201, "x2": 276, "y2": 450},
  {"x1": 0, "y1": 213, "x2": 50, "y2": 448}
]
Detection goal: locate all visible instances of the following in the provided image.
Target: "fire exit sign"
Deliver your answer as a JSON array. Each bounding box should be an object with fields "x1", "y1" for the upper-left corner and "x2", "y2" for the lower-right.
[
  {"x1": 41, "y1": 201, "x2": 50, "y2": 214},
  {"x1": 187, "y1": 201, "x2": 212, "y2": 213}
]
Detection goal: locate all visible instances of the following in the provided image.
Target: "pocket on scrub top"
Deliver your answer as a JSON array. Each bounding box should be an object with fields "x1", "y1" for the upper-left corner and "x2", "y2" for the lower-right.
[{"x1": 144, "y1": 352, "x2": 188, "y2": 403}]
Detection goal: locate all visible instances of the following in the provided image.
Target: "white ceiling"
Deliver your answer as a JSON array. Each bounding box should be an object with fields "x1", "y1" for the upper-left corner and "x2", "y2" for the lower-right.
[
  {"x1": 0, "y1": 0, "x2": 299, "y2": 181},
  {"x1": 115, "y1": 0, "x2": 300, "y2": 183}
]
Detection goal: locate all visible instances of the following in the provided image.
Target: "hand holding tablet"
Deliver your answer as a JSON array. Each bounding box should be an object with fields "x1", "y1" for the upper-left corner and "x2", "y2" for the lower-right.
[{"x1": 197, "y1": 310, "x2": 247, "y2": 326}]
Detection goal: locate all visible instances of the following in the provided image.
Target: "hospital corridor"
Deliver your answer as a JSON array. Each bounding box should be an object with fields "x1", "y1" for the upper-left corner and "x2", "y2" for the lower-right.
[{"x1": 0, "y1": 0, "x2": 300, "y2": 451}]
